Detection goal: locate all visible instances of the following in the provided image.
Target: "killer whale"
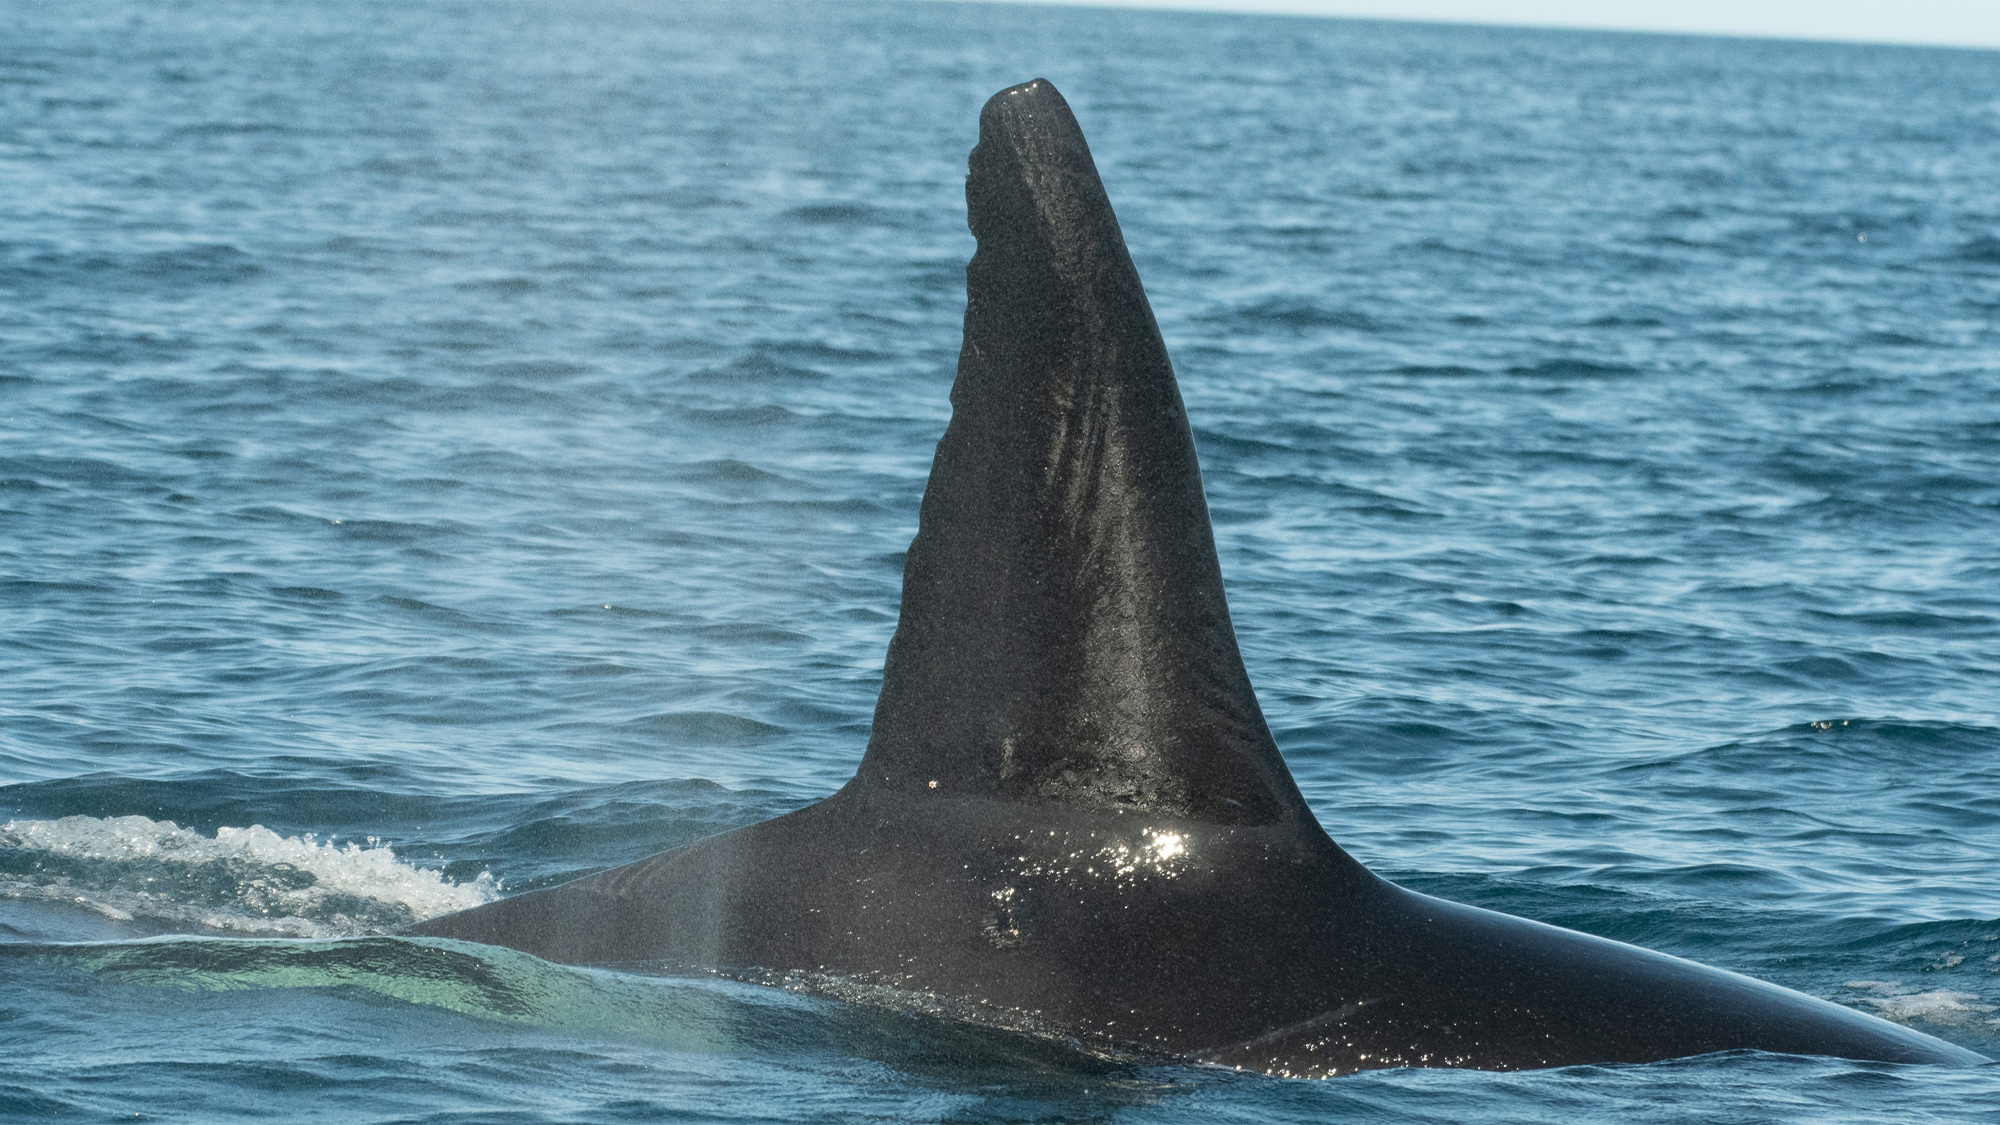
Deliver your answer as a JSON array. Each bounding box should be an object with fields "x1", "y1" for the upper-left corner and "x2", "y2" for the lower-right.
[{"x1": 410, "y1": 79, "x2": 1986, "y2": 1076}]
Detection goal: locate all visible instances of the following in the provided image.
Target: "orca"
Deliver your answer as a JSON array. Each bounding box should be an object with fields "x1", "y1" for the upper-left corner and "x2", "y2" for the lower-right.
[{"x1": 410, "y1": 79, "x2": 1987, "y2": 1076}]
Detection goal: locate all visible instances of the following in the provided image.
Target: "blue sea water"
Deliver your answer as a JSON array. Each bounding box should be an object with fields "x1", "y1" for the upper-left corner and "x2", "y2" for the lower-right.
[{"x1": 3, "y1": 0, "x2": 1998, "y2": 1119}]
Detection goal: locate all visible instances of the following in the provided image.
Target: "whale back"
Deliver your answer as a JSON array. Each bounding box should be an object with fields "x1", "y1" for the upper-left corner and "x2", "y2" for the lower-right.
[
  {"x1": 406, "y1": 79, "x2": 1987, "y2": 1077},
  {"x1": 856, "y1": 79, "x2": 1311, "y2": 827}
]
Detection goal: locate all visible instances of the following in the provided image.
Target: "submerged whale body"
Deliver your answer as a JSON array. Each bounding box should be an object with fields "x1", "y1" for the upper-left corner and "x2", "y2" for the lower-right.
[{"x1": 411, "y1": 79, "x2": 1985, "y2": 1076}]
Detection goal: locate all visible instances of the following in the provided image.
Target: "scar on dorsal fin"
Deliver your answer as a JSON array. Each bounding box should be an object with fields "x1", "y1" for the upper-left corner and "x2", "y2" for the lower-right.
[{"x1": 854, "y1": 79, "x2": 1312, "y2": 826}]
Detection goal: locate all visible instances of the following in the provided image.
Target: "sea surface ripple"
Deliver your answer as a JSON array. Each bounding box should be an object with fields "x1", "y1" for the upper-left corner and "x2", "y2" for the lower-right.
[{"x1": 2, "y1": 2, "x2": 1997, "y2": 1121}]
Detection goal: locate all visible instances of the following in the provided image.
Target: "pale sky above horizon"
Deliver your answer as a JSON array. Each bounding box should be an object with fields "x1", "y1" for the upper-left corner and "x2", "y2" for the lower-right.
[{"x1": 980, "y1": 0, "x2": 2000, "y2": 50}]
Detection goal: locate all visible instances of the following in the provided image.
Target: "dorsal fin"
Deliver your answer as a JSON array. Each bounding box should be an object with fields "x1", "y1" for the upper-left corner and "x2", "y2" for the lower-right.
[{"x1": 855, "y1": 79, "x2": 1311, "y2": 826}]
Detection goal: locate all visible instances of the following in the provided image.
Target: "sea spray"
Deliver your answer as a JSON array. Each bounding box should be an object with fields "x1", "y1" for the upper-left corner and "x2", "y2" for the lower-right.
[{"x1": 0, "y1": 815, "x2": 497, "y2": 937}]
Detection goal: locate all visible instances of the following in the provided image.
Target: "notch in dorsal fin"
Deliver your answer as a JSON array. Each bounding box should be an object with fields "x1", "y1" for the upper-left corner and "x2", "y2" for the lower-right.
[{"x1": 855, "y1": 79, "x2": 1311, "y2": 826}]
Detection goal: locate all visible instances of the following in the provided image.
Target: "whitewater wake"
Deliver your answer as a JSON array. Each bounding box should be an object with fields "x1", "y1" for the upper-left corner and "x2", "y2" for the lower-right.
[{"x1": 0, "y1": 815, "x2": 497, "y2": 938}]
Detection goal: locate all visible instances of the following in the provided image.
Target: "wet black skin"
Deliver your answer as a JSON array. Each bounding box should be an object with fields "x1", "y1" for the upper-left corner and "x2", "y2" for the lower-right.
[{"x1": 411, "y1": 80, "x2": 1987, "y2": 1075}]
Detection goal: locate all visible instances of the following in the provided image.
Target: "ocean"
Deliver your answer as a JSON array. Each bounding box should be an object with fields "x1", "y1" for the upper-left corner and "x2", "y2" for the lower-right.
[{"x1": 2, "y1": 1, "x2": 1997, "y2": 1120}]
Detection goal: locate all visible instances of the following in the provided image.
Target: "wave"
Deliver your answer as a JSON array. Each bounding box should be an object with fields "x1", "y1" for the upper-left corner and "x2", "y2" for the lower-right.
[{"x1": 0, "y1": 815, "x2": 495, "y2": 939}]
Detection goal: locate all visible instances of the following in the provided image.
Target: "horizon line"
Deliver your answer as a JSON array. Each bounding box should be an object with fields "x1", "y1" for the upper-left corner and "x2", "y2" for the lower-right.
[{"x1": 922, "y1": 0, "x2": 2000, "y2": 52}]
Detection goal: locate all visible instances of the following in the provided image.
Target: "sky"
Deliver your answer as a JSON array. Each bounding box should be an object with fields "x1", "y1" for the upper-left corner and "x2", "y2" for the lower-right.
[{"x1": 995, "y1": 0, "x2": 2000, "y2": 50}]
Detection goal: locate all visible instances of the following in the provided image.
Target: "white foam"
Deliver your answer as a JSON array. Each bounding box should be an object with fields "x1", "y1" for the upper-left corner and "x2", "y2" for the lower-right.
[
  {"x1": 0, "y1": 814, "x2": 497, "y2": 938},
  {"x1": 1844, "y1": 980, "x2": 2000, "y2": 1028}
]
